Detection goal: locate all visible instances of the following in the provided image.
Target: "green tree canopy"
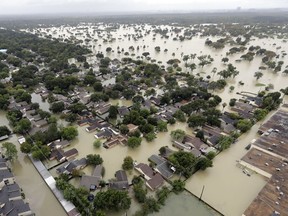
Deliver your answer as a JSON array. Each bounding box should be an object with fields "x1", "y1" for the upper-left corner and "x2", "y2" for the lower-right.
[{"x1": 2, "y1": 142, "x2": 18, "y2": 160}]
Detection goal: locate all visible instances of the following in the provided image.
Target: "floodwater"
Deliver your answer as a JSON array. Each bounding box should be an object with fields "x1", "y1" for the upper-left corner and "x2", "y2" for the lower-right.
[
  {"x1": 15, "y1": 24, "x2": 288, "y2": 215},
  {"x1": 152, "y1": 191, "x2": 219, "y2": 216},
  {"x1": 184, "y1": 109, "x2": 284, "y2": 216},
  {"x1": 31, "y1": 93, "x2": 50, "y2": 112},
  {"x1": 0, "y1": 111, "x2": 66, "y2": 216},
  {"x1": 28, "y1": 24, "x2": 288, "y2": 105}
]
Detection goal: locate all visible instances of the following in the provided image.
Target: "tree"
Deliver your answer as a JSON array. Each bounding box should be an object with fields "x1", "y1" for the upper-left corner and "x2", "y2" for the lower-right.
[
  {"x1": 61, "y1": 126, "x2": 78, "y2": 140},
  {"x1": 173, "y1": 110, "x2": 186, "y2": 122},
  {"x1": 222, "y1": 57, "x2": 229, "y2": 63},
  {"x1": 20, "y1": 142, "x2": 33, "y2": 154},
  {"x1": 171, "y1": 180, "x2": 185, "y2": 194},
  {"x1": 187, "y1": 114, "x2": 206, "y2": 128},
  {"x1": 217, "y1": 136, "x2": 234, "y2": 151},
  {"x1": 156, "y1": 186, "x2": 170, "y2": 205},
  {"x1": 108, "y1": 105, "x2": 118, "y2": 119},
  {"x1": 133, "y1": 180, "x2": 147, "y2": 203},
  {"x1": 157, "y1": 120, "x2": 168, "y2": 132},
  {"x1": 254, "y1": 71, "x2": 263, "y2": 80},
  {"x1": 169, "y1": 151, "x2": 196, "y2": 178},
  {"x1": 229, "y1": 98, "x2": 237, "y2": 107},
  {"x1": 0, "y1": 126, "x2": 11, "y2": 137},
  {"x1": 253, "y1": 109, "x2": 268, "y2": 121},
  {"x1": 93, "y1": 189, "x2": 131, "y2": 211},
  {"x1": 2, "y1": 142, "x2": 18, "y2": 160},
  {"x1": 31, "y1": 145, "x2": 50, "y2": 160},
  {"x1": 119, "y1": 125, "x2": 129, "y2": 135},
  {"x1": 195, "y1": 157, "x2": 213, "y2": 171},
  {"x1": 142, "y1": 196, "x2": 160, "y2": 214},
  {"x1": 222, "y1": 102, "x2": 227, "y2": 111},
  {"x1": 144, "y1": 132, "x2": 157, "y2": 142},
  {"x1": 86, "y1": 154, "x2": 103, "y2": 166},
  {"x1": 170, "y1": 129, "x2": 186, "y2": 142},
  {"x1": 236, "y1": 119, "x2": 253, "y2": 133},
  {"x1": 50, "y1": 101, "x2": 65, "y2": 113},
  {"x1": 206, "y1": 151, "x2": 216, "y2": 160},
  {"x1": 14, "y1": 118, "x2": 31, "y2": 134},
  {"x1": 127, "y1": 137, "x2": 142, "y2": 148},
  {"x1": 122, "y1": 156, "x2": 134, "y2": 170},
  {"x1": 93, "y1": 82, "x2": 103, "y2": 92},
  {"x1": 93, "y1": 139, "x2": 102, "y2": 148}
]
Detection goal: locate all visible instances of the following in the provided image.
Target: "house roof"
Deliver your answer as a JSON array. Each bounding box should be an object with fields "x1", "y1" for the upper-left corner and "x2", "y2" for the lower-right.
[
  {"x1": 115, "y1": 170, "x2": 128, "y2": 182},
  {"x1": 156, "y1": 161, "x2": 174, "y2": 179},
  {"x1": 80, "y1": 175, "x2": 100, "y2": 191},
  {"x1": 146, "y1": 173, "x2": 164, "y2": 191},
  {"x1": 0, "y1": 169, "x2": 14, "y2": 182},
  {"x1": 109, "y1": 170, "x2": 129, "y2": 190},
  {"x1": 118, "y1": 106, "x2": 130, "y2": 116},
  {"x1": 92, "y1": 165, "x2": 102, "y2": 178},
  {"x1": 135, "y1": 163, "x2": 154, "y2": 179},
  {"x1": 148, "y1": 155, "x2": 166, "y2": 166}
]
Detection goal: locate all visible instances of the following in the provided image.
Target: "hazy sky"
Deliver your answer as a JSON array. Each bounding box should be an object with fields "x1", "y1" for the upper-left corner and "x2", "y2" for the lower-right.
[{"x1": 0, "y1": 0, "x2": 287, "y2": 15}]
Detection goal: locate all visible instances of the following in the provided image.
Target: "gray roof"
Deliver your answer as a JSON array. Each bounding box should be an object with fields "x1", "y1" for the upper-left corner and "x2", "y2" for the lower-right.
[
  {"x1": 92, "y1": 165, "x2": 102, "y2": 178},
  {"x1": 148, "y1": 155, "x2": 166, "y2": 166}
]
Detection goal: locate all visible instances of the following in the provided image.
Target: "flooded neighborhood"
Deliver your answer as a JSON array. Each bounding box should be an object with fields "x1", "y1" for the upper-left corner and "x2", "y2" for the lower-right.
[{"x1": 0, "y1": 6, "x2": 288, "y2": 216}]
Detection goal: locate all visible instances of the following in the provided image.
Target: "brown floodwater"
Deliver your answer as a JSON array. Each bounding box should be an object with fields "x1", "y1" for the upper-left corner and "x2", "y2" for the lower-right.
[
  {"x1": 0, "y1": 111, "x2": 66, "y2": 216},
  {"x1": 16, "y1": 24, "x2": 288, "y2": 215}
]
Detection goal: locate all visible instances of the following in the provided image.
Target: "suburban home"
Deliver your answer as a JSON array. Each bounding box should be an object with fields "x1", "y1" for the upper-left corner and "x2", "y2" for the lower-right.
[
  {"x1": 172, "y1": 140, "x2": 193, "y2": 151},
  {"x1": 109, "y1": 170, "x2": 129, "y2": 190},
  {"x1": 148, "y1": 155, "x2": 174, "y2": 179},
  {"x1": 79, "y1": 165, "x2": 103, "y2": 191},
  {"x1": 32, "y1": 119, "x2": 49, "y2": 128},
  {"x1": 50, "y1": 148, "x2": 78, "y2": 162},
  {"x1": 134, "y1": 163, "x2": 164, "y2": 190},
  {"x1": 127, "y1": 124, "x2": 139, "y2": 133},
  {"x1": 48, "y1": 140, "x2": 70, "y2": 149},
  {"x1": 146, "y1": 173, "x2": 164, "y2": 191},
  {"x1": 0, "y1": 198, "x2": 33, "y2": 216},
  {"x1": 103, "y1": 135, "x2": 127, "y2": 149},
  {"x1": 94, "y1": 127, "x2": 119, "y2": 139},
  {"x1": 0, "y1": 169, "x2": 15, "y2": 187},
  {"x1": 57, "y1": 158, "x2": 87, "y2": 175},
  {"x1": 118, "y1": 106, "x2": 130, "y2": 117}
]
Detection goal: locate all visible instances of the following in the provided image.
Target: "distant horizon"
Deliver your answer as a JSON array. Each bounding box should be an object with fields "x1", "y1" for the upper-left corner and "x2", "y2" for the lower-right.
[
  {"x1": 0, "y1": 0, "x2": 287, "y2": 16},
  {"x1": 0, "y1": 7, "x2": 287, "y2": 18}
]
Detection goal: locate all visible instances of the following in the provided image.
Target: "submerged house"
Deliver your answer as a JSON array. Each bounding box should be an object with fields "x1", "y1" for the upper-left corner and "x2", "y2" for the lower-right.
[
  {"x1": 134, "y1": 163, "x2": 164, "y2": 191},
  {"x1": 109, "y1": 170, "x2": 129, "y2": 190},
  {"x1": 80, "y1": 165, "x2": 102, "y2": 191}
]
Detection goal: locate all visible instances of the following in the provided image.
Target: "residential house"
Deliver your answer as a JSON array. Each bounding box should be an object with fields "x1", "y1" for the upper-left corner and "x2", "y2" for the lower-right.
[
  {"x1": 50, "y1": 148, "x2": 78, "y2": 162},
  {"x1": 134, "y1": 163, "x2": 164, "y2": 191},
  {"x1": 127, "y1": 124, "x2": 139, "y2": 133},
  {"x1": 103, "y1": 135, "x2": 127, "y2": 149},
  {"x1": 118, "y1": 106, "x2": 130, "y2": 117},
  {"x1": 80, "y1": 165, "x2": 102, "y2": 191},
  {"x1": 57, "y1": 158, "x2": 87, "y2": 175},
  {"x1": 48, "y1": 140, "x2": 70, "y2": 149},
  {"x1": 148, "y1": 155, "x2": 174, "y2": 179},
  {"x1": 109, "y1": 170, "x2": 129, "y2": 190},
  {"x1": 32, "y1": 119, "x2": 48, "y2": 128}
]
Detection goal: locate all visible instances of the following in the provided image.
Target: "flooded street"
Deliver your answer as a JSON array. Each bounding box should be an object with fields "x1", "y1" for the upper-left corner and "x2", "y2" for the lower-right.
[{"x1": 0, "y1": 112, "x2": 66, "y2": 216}]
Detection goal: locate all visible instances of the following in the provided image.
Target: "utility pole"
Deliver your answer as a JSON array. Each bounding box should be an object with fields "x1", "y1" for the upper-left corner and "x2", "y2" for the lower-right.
[{"x1": 199, "y1": 185, "x2": 205, "y2": 201}]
